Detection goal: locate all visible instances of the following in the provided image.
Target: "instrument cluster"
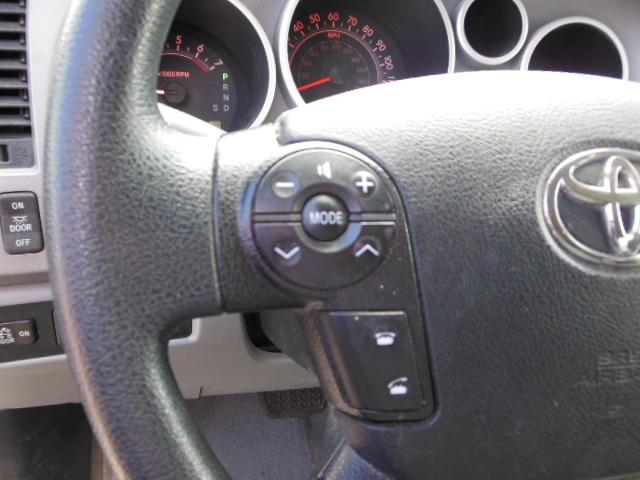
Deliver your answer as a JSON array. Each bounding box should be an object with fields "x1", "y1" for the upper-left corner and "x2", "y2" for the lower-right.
[
  {"x1": 163, "y1": 0, "x2": 635, "y2": 131},
  {"x1": 157, "y1": 0, "x2": 275, "y2": 131},
  {"x1": 278, "y1": 0, "x2": 453, "y2": 106}
]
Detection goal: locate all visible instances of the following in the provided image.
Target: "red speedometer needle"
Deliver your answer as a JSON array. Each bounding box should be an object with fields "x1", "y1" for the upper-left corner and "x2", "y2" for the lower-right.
[{"x1": 298, "y1": 76, "x2": 332, "y2": 92}]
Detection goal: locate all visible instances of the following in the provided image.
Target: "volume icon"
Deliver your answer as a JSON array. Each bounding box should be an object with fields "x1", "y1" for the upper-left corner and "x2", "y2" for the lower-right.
[{"x1": 316, "y1": 161, "x2": 332, "y2": 179}]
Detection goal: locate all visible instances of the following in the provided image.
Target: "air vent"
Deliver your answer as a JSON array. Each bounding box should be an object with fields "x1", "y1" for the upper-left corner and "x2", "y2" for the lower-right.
[{"x1": 0, "y1": 0, "x2": 33, "y2": 168}]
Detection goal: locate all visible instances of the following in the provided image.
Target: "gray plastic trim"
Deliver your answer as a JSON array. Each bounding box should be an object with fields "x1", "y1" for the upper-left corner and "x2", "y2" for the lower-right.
[
  {"x1": 0, "y1": 312, "x2": 318, "y2": 410},
  {"x1": 0, "y1": 0, "x2": 56, "y2": 286}
]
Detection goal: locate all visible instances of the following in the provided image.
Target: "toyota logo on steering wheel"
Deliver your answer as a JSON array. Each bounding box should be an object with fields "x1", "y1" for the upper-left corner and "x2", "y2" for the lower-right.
[{"x1": 543, "y1": 148, "x2": 640, "y2": 268}]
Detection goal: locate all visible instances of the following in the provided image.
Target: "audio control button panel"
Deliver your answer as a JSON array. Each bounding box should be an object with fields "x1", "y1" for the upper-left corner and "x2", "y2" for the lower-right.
[
  {"x1": 254, "y1": 149, "x2": 394, "y2": 215},
  {"x1": 252, "y1": 149, "x2": 397, "y2": 290}
]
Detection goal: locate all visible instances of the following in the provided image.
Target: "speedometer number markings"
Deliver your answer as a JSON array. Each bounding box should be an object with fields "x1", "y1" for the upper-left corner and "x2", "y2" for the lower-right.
[{"x1": 288, "y1": 9, "x2": 404, "y2": 102}]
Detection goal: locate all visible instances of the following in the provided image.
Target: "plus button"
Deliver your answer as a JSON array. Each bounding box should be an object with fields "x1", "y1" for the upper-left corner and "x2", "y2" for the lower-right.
[{"x1": 353, "y1": 171, "x2": 376, "y2": 196}]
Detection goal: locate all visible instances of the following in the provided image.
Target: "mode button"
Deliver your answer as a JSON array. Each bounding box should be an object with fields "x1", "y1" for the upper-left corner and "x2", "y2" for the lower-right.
[{"x1": 302, "y1": 194, "x2": 348, "y2": 242}]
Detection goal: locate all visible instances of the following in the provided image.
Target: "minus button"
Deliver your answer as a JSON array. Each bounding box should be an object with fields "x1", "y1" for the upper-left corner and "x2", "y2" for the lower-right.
[{"x1": 271, "y1": 172, "x2": 301, "y2": 199}]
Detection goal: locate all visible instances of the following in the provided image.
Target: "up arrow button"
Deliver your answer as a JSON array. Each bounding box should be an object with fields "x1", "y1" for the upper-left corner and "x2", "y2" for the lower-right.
[{"x1": 355, "y1": 243, "x2": 380, "y2": 258}]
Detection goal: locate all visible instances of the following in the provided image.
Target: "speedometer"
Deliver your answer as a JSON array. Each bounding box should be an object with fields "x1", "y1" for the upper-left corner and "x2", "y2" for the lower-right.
[{"x1": 287, "y1": 10, "x2": 406, "y2": 103}]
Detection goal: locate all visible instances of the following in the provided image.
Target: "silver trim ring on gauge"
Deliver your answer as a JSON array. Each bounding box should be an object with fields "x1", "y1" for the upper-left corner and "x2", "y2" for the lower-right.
[
  {"x1": 456, "y1": 0, "x2": 528, "y2": 66},
  {"x1": 276, "y1": 0, "x2": 456, "y2": 107},
  {"x1": 227, "y1": 0, "x2": 276, "y2": 127},
  {"x1": 520, "y1": 16, "x2": 629, "y2": 81}
]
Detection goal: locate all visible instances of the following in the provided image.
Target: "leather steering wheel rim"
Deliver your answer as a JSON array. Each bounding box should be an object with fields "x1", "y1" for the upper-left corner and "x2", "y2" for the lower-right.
[{"x1": 45, "y1": 0, "x2": 228, "y2": 477}]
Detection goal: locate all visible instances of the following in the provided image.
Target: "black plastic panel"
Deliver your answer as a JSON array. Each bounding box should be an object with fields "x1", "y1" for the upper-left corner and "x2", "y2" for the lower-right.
[
  {"x1": 317, "y1": 311, "x2": 424, "y2": 412},
  {"x1": 0, "y1": 404, "x2": 92, "y2": 479}
]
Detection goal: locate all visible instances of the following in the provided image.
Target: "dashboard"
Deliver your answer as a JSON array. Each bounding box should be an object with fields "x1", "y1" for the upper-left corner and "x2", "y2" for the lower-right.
[
  {"x1": 0, "y1": 0, "x2": 639, "y2": 410},
  {"x1": 161, "y1": 0, "x2": 639, "y2": 131}
]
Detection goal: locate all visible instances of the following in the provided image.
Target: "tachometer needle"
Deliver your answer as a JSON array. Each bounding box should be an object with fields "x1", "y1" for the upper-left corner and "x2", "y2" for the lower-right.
[
  {"x1": 156, "y1": 89, "x2": 165, "y2": 95},
  {"x1": 298, "y1": 77, "x2": 332, "y2": 92}
]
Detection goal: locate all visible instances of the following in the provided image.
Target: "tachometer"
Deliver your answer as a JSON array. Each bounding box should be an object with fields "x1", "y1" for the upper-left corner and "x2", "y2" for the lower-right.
[
  {"x1": 158, "y1": 30, "x2": 238, "y2": 130},
  {"x1": 288, "y1": 10, "x2": 405, "y2": 103}
]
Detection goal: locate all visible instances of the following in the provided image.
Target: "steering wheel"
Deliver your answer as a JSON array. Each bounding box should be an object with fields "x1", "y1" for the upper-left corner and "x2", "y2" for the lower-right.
[{"x1": 45, "y1": 0, "x2": 640, "y2": 478}]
